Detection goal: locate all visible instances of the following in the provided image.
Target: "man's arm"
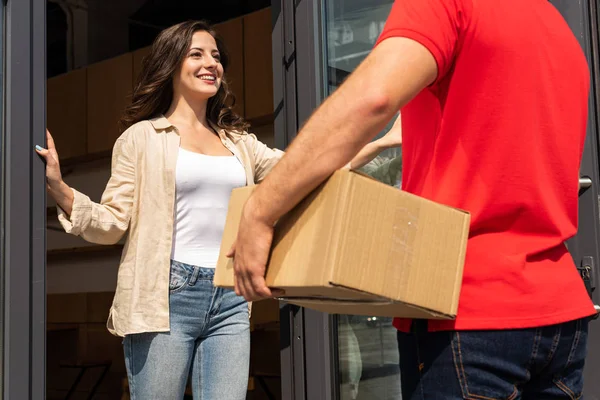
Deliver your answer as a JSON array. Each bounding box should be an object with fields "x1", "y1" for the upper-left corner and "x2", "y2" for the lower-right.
[
  {"x1": 230, "y1": 37, "x2": 438, "y2": 300},
  {"x1": 350, "y1": 114, "x2": 402, "y2": 170},
  {"x1": 248, "y1": 38, "x2": 435, "y2": 226}
]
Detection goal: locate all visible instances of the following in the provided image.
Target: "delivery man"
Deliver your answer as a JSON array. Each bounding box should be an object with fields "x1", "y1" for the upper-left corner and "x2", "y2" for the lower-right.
[{"x1": 228, "y1": 0, "x2": 597, "y2": 398}]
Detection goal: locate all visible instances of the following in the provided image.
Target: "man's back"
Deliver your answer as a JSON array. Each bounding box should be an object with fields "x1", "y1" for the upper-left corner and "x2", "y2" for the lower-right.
[{"x1": 377, "y1": 0, "x2": 596, "y2": 330}]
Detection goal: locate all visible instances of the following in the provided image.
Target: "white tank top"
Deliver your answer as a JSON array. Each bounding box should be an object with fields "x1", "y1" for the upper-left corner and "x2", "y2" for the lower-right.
[{"x1": 170, "y1": 148, "x2": 246, "y2": 268}]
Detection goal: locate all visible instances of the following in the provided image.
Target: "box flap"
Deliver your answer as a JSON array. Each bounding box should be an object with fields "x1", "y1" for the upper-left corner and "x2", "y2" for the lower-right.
[
  {"x1": 286, "y1": 298, "x2": 454, "y2": 319},
  {"x1": 273, "y1": 284, "x2": 387, "y2": 301}
]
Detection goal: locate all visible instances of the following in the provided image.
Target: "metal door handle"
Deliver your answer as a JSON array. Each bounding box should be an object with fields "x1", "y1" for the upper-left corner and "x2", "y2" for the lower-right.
[{"x1": 580, "y1": 177, "x2": 592, "y2": 192}]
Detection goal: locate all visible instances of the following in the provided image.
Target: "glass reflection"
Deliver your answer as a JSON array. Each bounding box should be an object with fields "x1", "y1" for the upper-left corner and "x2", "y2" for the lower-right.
[{"x1": 324, "y1": 1, "x2": 402, "y2": 399}]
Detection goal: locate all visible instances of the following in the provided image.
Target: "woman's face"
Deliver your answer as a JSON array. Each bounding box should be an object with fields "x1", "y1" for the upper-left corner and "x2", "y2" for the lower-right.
[{"x1": 174, "y1": 30, "x2": 224, "y2": 101}]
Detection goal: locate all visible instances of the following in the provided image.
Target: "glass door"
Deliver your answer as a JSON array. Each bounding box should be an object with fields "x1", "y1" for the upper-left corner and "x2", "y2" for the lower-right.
[
  {"x1": 323, "y1": 2, "x2": 401, "y2": 399},
  {"x1": 326, "y1": 0, "x2": 401, "y2": 188},
  {"x1": 275, "y1": 1, "x2": 404, "y2": 398}
]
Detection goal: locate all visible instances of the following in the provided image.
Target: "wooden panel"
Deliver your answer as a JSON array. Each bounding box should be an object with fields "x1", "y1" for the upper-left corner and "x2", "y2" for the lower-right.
[
  {"x1": 87, "y1": 53, "x2": 133, "y2": 153},
  {"x1": 250, "y1": 298, "x2": 279, "y2": 328},
  {"x1": 84, "y1": 324, "x2": 126, "y2": 373},
  {"x1": 46, "y1": 328, "x2": 80, "y2": 391},
  {"x1": 47, "y1": 69, "x2": 87, "y2": 159},
  {"x1": 47, "y1": 244, "x2": 124, "y2": 263},
  {"x1": 215, "y1": 17, "x2": 245, "y2": 117},
  {"x1": 47, "y1": 293, "x2": 87, "y2": 323},
  {"x1": 243, "y1": 8, "x2": 274, "y2": 120},
  {"x1": 251, "y1": 123, "x2": 275, "y2": 148},
  {"x1": 87, "y1": 292, "x2": 115, "y2": 323},
  {"x1": 248, "y1": 378, "x2": 282, "y2": 400},
  {"x1": 47, "y1": 292, "x2": 114, "y2": 324},
  {"x1": 132, "y1": 46, "x2": 151, "y2": 85},
  {"x1": 250, "y1": 327, "x2": 280, "y2": 377}
]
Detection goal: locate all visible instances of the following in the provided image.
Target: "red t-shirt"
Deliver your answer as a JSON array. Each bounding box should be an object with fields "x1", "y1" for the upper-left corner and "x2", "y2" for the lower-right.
[{"x1": 376, "y1": 0, "x2": 596, "y2": 331}]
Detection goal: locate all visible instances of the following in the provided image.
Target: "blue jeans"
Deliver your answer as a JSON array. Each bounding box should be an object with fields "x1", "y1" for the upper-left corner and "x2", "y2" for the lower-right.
[
  {"x1": 123, "y1": 260, "x2": 250, "y2": 400},
  {"x1": 398, "y1": 318, "x2": 589, "y2": 399}
]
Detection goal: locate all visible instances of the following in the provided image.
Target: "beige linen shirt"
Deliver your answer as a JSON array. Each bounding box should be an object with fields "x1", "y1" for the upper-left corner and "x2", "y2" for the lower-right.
[{"x1": 58, "y1": 115, "x2": 284, "y2": 337}]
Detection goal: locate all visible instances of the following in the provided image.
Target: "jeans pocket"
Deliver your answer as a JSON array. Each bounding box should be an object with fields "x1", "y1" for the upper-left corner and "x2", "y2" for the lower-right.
[
  {"x1": 169, "y1": 261, "x2": 191, "y2": 293},
  {"x1": 451, "y1": 331, "x2": 523, "y2": 400},
  {"x1": 553, "y1": 319, "x2": 588, "y2": 400}
]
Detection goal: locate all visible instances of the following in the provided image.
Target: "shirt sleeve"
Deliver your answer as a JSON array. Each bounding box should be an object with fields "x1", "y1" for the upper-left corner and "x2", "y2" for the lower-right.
[
  {"x1": 248, "y1": 134, "x2": 285, "y2": 183},
  {"x1": 57, "y1": 132, "x2": 135, "y2": 244},
  {"x1": 376, "y1": 0, "x2": 468, "y2": 83}
]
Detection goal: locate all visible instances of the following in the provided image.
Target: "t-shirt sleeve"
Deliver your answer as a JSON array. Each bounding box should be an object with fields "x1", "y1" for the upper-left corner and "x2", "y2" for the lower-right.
[{"x1": 376, "y1": 0, "x2": 467, "y2": 83}]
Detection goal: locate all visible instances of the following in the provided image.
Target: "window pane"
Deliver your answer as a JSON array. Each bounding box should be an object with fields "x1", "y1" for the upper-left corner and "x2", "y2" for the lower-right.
[
  {"x1": 325, "y1": 0, "x2": 401, "y2": 189},
  {"x1": 323, "y1": 1, "x2": 402, "y2": 399}
]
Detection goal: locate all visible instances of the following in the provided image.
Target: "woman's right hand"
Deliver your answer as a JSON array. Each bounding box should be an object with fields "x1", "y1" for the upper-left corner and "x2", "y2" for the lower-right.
[
  {"x1": 35, "y1": 130, "x2": 63, "y2": 189},
  {"x1": 35, "y1": 130, "x2": 74, "y2": 215}
]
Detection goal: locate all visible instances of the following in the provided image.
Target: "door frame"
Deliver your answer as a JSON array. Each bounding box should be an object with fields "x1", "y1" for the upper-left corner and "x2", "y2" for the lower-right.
[
  {"x1": 272, "y1": 1, "x2": 338, "y2": 399},
  {"x1": 556, "y1": 1, "x2": 600, "y2": 397},
  {"x1": 2, "y1": 0, "x2": 47, "y2": 398}
]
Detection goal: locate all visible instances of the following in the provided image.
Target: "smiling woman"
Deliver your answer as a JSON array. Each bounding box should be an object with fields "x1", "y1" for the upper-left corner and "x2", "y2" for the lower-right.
[
  {"x1": 120, "y1": 20, "x2": 248, "y2": 135},
  {"x1": 36, "y1": 19, "x2": 284, "y2": 400}
]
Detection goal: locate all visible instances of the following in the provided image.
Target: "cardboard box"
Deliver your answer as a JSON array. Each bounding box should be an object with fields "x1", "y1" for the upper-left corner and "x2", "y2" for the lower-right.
[{"x1": 215, "y1": 169, "x2": 469, "y2": 319}]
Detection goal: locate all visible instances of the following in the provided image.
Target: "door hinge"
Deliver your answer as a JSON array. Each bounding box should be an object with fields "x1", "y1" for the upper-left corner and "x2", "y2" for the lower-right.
[{"x1": 578, "y1": 256, "x2": 600, "y2": 318}]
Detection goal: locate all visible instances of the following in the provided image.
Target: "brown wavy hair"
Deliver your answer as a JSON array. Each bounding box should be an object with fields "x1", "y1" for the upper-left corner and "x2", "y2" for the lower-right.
[{"x1": 119, "y1": 20, "x2": 248, "y2": 133}]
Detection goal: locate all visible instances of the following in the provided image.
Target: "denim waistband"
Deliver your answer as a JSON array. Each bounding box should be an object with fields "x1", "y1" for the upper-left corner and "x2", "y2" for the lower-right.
[{"x1": 170, "y1": 259, "x2": 215, "y2": 284}]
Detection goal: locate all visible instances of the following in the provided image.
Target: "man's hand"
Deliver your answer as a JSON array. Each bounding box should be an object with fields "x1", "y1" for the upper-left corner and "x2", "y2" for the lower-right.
[{"x1": 227, "y1": 198, "x2": 275, "y2": 301}]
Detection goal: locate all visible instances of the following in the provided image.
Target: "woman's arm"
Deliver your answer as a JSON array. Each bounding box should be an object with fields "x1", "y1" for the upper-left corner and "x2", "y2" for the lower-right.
[
  {"x1": 250, "y1": 134, "x2": 286, "y2": 183},
  {"x1": 251, "y1": 114, "x2": 401, "y2": 181},
  {"x1": 37, "y1": 130, "x2": 136, "y2": 244},
  {"x1": 349, "y1": 114, "x2": 402, "y2": 169}
]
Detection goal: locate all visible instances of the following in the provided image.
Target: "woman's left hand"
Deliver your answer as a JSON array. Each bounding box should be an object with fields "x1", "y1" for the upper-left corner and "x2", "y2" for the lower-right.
[{"x1": 379, "y1": 114, "x2": 402, "y2": 148}]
